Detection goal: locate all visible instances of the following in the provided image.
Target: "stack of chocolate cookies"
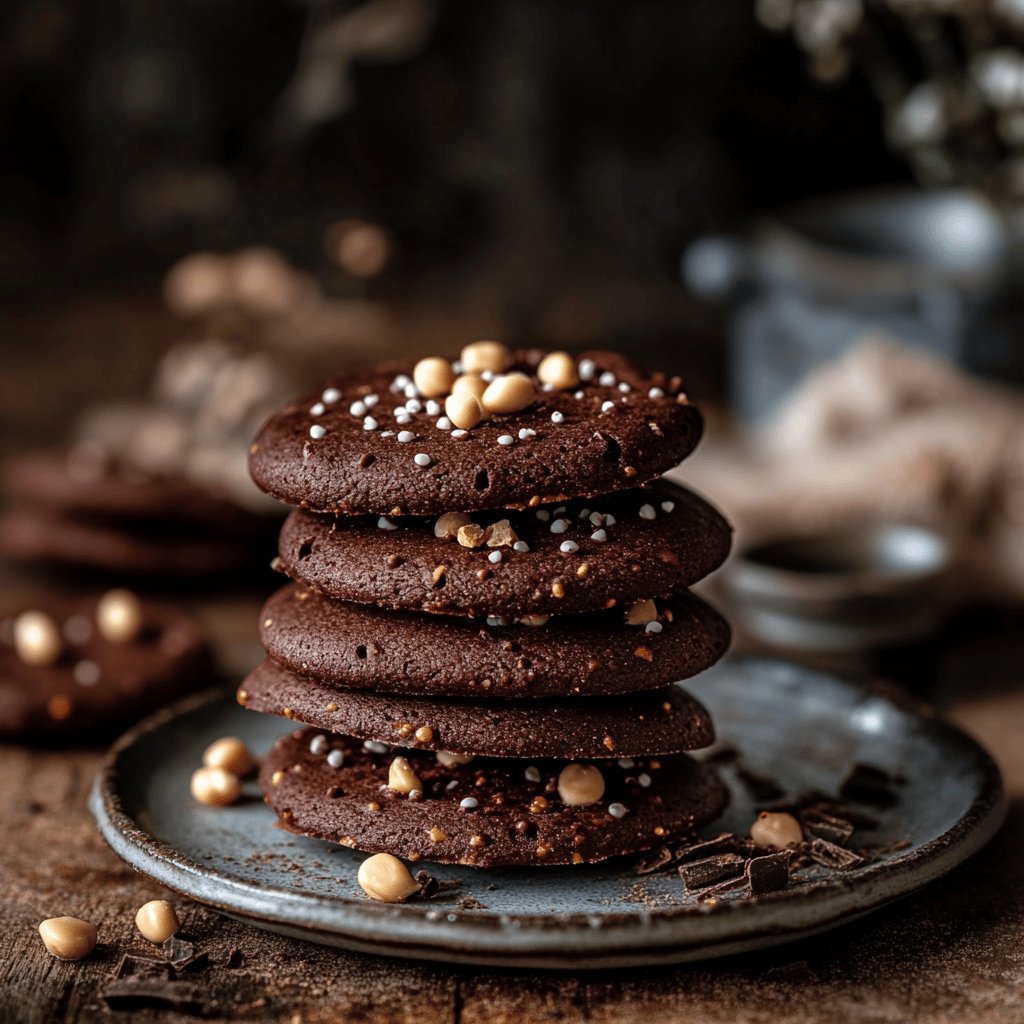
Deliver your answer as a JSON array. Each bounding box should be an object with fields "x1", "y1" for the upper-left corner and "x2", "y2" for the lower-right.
[{"x1": 243, "y1": 346, "x2": 733, "y2": 868}]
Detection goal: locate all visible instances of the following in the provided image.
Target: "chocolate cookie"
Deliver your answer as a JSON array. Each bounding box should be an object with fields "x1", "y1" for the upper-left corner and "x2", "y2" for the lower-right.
[
  {"x1": 0, "y1": 507, "x2": 258, "y2": 578},
  {"x1": 260, "y1": 728, "x2": 729, "y2": 866},
  {"x1": 259, "y1": 583, "x2": 730, "y2": 699},
  {"x1": 0, "y1": 594, "x2": 211, "y2": 742},
  {"x1": 240, "y1": 660, "x2": 715, "y2": 758},
  {"x1": 249, "y1": 350, "x2": 702, "y2": 515},
  {"x1": 277, "y1": 480, "x2": 731, "y2": 618}
]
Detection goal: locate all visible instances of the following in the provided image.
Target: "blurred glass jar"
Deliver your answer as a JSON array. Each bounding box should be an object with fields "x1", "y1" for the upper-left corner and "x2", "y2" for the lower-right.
[{"x1": 684, "y1": 188, "x2": 1024, "y2": 421}]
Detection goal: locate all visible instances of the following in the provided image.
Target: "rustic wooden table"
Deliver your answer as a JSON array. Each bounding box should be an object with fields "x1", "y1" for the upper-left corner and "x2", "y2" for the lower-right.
[{"x1": 1, "y1": 297, "x2": 1021, "y2": 1022}]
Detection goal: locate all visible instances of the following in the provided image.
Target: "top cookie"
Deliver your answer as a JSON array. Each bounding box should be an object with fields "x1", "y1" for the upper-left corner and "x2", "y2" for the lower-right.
[{"x1": 249, "y1": 347, "x2": 702, "y2": 515}]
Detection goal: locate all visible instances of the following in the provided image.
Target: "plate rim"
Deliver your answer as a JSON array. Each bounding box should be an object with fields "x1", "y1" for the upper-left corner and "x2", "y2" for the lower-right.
[{"x1": 89, "y1": 660, "x2": 1007, "y2": 967}]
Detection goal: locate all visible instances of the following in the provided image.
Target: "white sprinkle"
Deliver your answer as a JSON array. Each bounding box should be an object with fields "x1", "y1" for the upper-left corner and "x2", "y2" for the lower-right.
[
  {"x1": 497, "y1": 435, "x2": 515, "y2": 446},
  {"x1": 513, "y1": 540, "x2": 530, "y2": 552},
  {"x1": 364, "y1": 740, "x2": 390, "y2": 755},
  {"x1": 536, "y1": 510, "x2": 551, "y2": 522},
  {"x1": 363, "y1": 417, "x2": 378, "y2": 431},
  {"x1": 452, "y1": 360, "x2": 463, "y2": 374},
  {"x1": 309, "y1": 424, "x2": 327, "y2": 440},
  {"x1": 436, "y1": 416, "x2": 452, "y2": 430},
  {"x1": 579, "y1": 359, "x2": 596, "y2": 380},
  {"x1": 327, "y1": 749, "x2": 345, "y2": 768},
  {"x1": 551, "y1": 411, "x2": 565, "y2": 425},
  {"x1": 310, "y1": 402, "x2": 325, "y2": 416},
  {"x1": 525, "y1": 766, "x2": 541, "y2": 783},
  {"x1": 322, "y1": 387, "x2": 341, "y2": 403},
  {"x1": 554, "y1": 506, "x2": 567, "y2": 515},
  {"x1": 645, "y1": 621, "x2": 663, "y2": 634},
  {"x1": 426, "y1": 400, "x2": 442, "y2": 416},
  {"x1": 377, "y1": 517, "x2": 398, "y2": 531},
  {"x1": 550, "y1": 519, "x2": 569, "y2": 534},
  {"x1": 638, "y1": 773, "x2": 652, "y2": 788},
  {"x1": 408, "y1": 790, "x2": 422, "y2": 801},
  {"x1": 639, "y1": 504, "x2": 656, "y2": 520},
  {"x1": 451, "y1": 429, "x2": 468, "y2": 438},
  {"x1": 480, "y1": 370, "x2": 495, "y2": 382},
  {"x1": 414, "y1": 453, "x2": 432, "y2": 467},
  {"x1": 574, "y1": 390, "x2": 585, "y2": 399},
  {"x1": 391, "y1": 375, "x2": 411, "y2": 392},
  {"x1": 488, "y1": 550, "x2": 503, "y2": 563},
  {"x1": 460, "y1": 797, "x2": 479, "y2": 811},
  {"x1": 446, "y1": 780, "x2": 460, "y2": 792},
  {"x1": 73, "y1": 660, "x2": 100, "y2": 686},
  {"x1": 661, "y1": 500, "x2": 675, "y2": 513},
  {"x1": 380, "y1": 431, "x2": 394, "y2": 438},
  {"x1": 518, "y1": 428, "x2": 537, "y2": 440},
  {"x1": 405, "y1": 398, "x2": 422, "y2": 413},
  {"x1": 364, "y1": 394, "x2": 379, "y2": 407},
  {"x1": 560, "y1": 540, "x2": 579, "y2": 553},
  {"x1": 648, "y1": 387, "x2": 664, "y2": 399},
  {"x1": 601, "y1": 401, "x2": 615, "y2": 413},
  {"x1": 397, "y1": 431, "x2": 416, "y2": 443},
  {"x1": 349, "y1": 400, "x2": 367, "y2": 417},
  {"x1": 309, "y1": 735, "x2": 329, "y2": 755},
  {"x1": 605, "y1": 514, "x2": 617, "y2": 526},
  {"x1": 608, "y1": 802, "x2": 629, "y2": 819},
  {"x1": 599, "y1": 371, "x2": 616, "y2": 387},
  {"x1": 404, "y1": 383, "x2": 419, "y2": 399},
  {"x1": 395, "y1": 412, "x2": 412, "y2": 425},
  {"x1": 589, "y1": 512, "x2": 604, "y2": 526},
  {"x1": 619, "y1": 382, "x2": 631, "y2": 393},
  {"x1": 486, "y1": 615, "x2": 511, "y2": 626},
  {"x1": 590, "y1": 529, "x2": 607, "y2": 542}
]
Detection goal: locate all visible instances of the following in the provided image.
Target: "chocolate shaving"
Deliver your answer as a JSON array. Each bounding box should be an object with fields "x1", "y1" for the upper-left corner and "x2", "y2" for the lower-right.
[
  {"x1": 415, "y1": 870, "x2": 460, "y2": 899},
  {"x1": 679, "y1": 852, "x2": 744, "y2": 893},
  {"x1": 807, "y1": 837, "x2": 866, "y2": 870},
  {"x1": 801, "y1": 808, "x2": 855, "y2": 846},
  {"x1": 633, "y1": 845, "x2": 675, "y2": 875},
  {"x1": 746, "y1": 850, "x2": 791, "y2": 895},
  {"x1": 635, "y1": 832, "x2": 739, "y2": 875}
]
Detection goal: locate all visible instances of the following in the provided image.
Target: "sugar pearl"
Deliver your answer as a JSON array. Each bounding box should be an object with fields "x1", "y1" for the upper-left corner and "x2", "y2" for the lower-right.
[
  {"x1": 638, "y1": 773, "x2": 652, "y2": 788},
  {"x1": 599, "y1": 371, "x2": 616, "y2": 387},
  {"x1": 525, "y1": 766, "x2": 541, "y2": 782},
  {"x1": 397, "y1": 431, "x2": 415, "y2": 443},
  {"x1": 550, "y1": 411, "x2": 565, "y2": 424},
  {"x1": 459, "y1": 797, "x2": 479, "y2": 811},
  {"x1": 518, "y1": 428, "x2": 536, "y2": 440},
  {"x1": 550, "y1": 519, "x2": 569, "y2": 534},
  {"x1": 513, "y1": 541, "x2": 530, "y2": 552},
  {"x1": 309, "y1": 735, "x2": 329, "y2": 755},
  {"x1": 425, "y1": 399, "x2": 442, "y2": 416},
  {"x1": 405, "y1": 398, "x2": 423, "y2": 413},
  {"x1": 639, "y1": 504, "x2": 656, "y2": 520},
  {"x1": 648, "y1": 387, "x2": 664, "y2": 399},
  {"x1": 590, "y1": 529, "x2": 607, "y2": 542},
  {"x1": 327, "y1": 749, "x2": 345, "y2": 768},
  {"x1": 377, "y1": 517, "x2": 398, "y2": 530},
  {"x1": 349, "y1": 400, "x2": 367, "y2": 417},
  {"x1": 578, "y1": 359, "x2": 596, "y2": 380},
  {"x1": 309, "y1": 424, "x2": 327, "y2": 439},
  {"x1": 395, "y1": 412, "x2": 412, "y2": 425},
  {"x1": 560, "y1": 540, "x2": 579, "y2": 553},
  {"x1": 364, "y1": 394, "x2": 379, "y2": 407},
  {"x1": 600, "y1": 401, "x2": 614, "y2": 413},
  {"x1": 497, "y1": 434, "x2": 515, "y2": 446},
  {"x1": 73, "y1": 660, "x2": 100, "y2": 686},
  {"x1": 608, "y1": 802, "x2": 628, "y2": 819},
  {"x1": 536, "y1": 510, "x2": 551, "y2": 521},
  {"x1": 618, "y1": 381, "x2": 630, "y2": 393},
  {"x1": 488, "y1": 550, "x2": 503, "y2": 563},
  {"x1": 322, "y1": 387, "x2": 341, "y2": 403},
  {"x1": 310, "y1": 402, "x2": 325, "y2": 415},
  {"x1": 436, "y1": 416, "x2": 452, "y2": 430},
  {"x1": 645, "y1": 621, "x2": 663, "y2": 633},
  {"x1": 414, "y1": 453, "x2": 432, "y2": 467},
  {"x1": 661, "y1": 501, "x2": 675, "y2": 512},
  {"x1": 363, "y1": 417, "x2": 378, "y2": 431},
  {"x1": 364, "y1": 740, "x2": 390, "y2": 755}
]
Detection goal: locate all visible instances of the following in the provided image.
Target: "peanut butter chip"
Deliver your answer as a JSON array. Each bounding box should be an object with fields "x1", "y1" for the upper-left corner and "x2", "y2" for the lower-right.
[
  {"x1": 750, "y1": 811, "x2": 803, "y2": 849},
  {"x1": 357, "y1": 853, "x2": 421, "y2": 903},
  {"x1": 39, "y1": 917, "x2": 97, "y2": 960},
  {"x1": 626, "y1": 598, "x2": 658, "y2": 626}
]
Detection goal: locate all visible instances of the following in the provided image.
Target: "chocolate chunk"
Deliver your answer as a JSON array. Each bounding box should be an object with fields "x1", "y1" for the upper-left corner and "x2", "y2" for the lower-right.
[
  {"x1": 679, "y1": 852, "x2": 744, "y2": 893},
  {"x1": 746, "y1": 850, "x2": 791, "y2": 895},
  {"x1": 807, "y1": 837, "x2": 866, "y2": 870},
  {"x1": 801, "y1": 808, "x2": 855, "y2": 846},
  {"x1": 633, "y1": 846, "x2": 675, "y2": 875}
]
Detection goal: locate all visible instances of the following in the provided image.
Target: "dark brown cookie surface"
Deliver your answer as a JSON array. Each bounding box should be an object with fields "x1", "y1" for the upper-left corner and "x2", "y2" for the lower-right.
[
  {"x1": 249, "y1": 350, "x2": 702, "y2": 515},
  {"x1": 260, "y1": 728, "x2": 729, "y2": 866},
  {"x1": 0, "y1": 595, "x2": 211, "y2": 742},
  {"x1": 259, "y1": 583, "x2": 730, "y2": 699},
  {"x1": 278, "y1": 480, "x2": 731, "y2": 618},
  {"x1": 240, "y1": 659, "x2": 715, "y2": 758}
]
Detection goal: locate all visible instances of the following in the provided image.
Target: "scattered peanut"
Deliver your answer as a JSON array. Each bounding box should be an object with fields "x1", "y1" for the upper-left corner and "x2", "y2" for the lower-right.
[
  {"x1": 537, "y1": 351, "x2": 579, "y2": 390},
  {"x1": 750, "y1": 811, "x2": 803, "y2": 850},
  {"x1": 481, "y1": 372, "x2": 535, "y2": 415},
  {"x1": 557, "y1": 763, "x2": 606, "y2": 806},
  {"x1": 38, "y1": 917, "x2": 97, "y2": 960},
  {"x1": 460, "y1": 340, "x2": 513, "y2": 374},
  {"x1": 357, "y1": 853, "x2": 421, "y2": 903},
  {"x1": 135, "y1": 900, "x2": 180, "y2": 944},
  {"x1": 202, "y1": 736, "x2": 257, "y2": 777},
  {"x1": 190, "y1": 766, "x2": 241, "y2": 806},
  {"x1": 444, "y1": 392, "x2": 483, "y2": 430},
  {"x1": 412, "y1": 357, "x2": 455, "y2": 398},
  {"x1": 450, "y1": 373, "x2": 488, "y2": 400}
]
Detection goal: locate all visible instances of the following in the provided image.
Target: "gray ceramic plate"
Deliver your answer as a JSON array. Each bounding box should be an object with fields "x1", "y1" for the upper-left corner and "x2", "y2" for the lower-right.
[{"x1": 90, "y1": 658, "x2": 1005, "y2": 969}]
